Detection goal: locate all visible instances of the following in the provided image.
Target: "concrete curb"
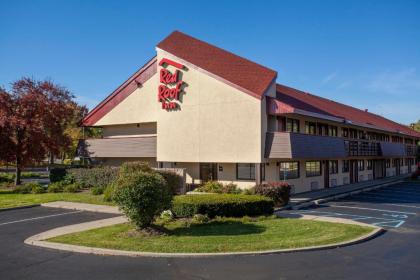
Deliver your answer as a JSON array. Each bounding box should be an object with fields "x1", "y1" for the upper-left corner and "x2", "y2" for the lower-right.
[
  {"x1": 290, "y1": 179, "x2": 405, "y2": 210},
  {"x1": 41, "y1": 201, "x2": 121, "y2": 214},
  {"x1": 0, "y1": 204, "x2": 40, "y2": 212},
  {"x1": 24, "y1": 214, "x2": 383, "y2": 258}
]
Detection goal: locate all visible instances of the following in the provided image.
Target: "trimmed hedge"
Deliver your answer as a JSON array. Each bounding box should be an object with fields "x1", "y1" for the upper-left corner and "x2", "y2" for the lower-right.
[
  {"x1": 171, "y1": 194, "x2": 274, "y2": 218},
  {"x1": 67, "y1": 167, "x2": 118, "y2": 189}
]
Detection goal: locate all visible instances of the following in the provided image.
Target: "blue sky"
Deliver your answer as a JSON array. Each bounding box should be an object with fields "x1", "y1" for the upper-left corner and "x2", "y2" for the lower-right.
[{"x1": 1, "y1": 0, "x2": 419, "y2": 124}]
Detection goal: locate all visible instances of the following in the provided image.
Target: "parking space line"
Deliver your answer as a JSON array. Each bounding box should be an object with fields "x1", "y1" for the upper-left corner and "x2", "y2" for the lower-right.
[
  {"x1": 293, "y1": 210, "x2": 401, "y2": 222},
  {"x1": 0, "y1": 210, "x2": 83, "y2": 226},
  {"x1": 328, "y1": 205, "x2": 417, "y2": 215},
  {"x1": 385, "y1": 204, "x2": 420, "y2": 209}
]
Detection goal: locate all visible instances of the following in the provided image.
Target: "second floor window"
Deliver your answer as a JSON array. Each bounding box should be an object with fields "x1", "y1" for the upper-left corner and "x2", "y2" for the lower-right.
[
  {"x1": 306, "y1": 161, "x2": 321, "y2": 177},
  {"x1": 328, "y1": 126, "x2": 338, "y2": 137},
  {"x1": 279, "y1": 161, "x2": 300, "y2": 180}
]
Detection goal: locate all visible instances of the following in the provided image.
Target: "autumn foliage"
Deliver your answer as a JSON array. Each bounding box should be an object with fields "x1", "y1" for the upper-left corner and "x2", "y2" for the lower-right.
[{"x1": 0, "y1": 78, "x2": 82, "y2": 184}]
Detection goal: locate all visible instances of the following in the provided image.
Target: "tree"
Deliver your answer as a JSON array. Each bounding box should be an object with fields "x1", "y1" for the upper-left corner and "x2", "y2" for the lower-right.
[
  {"x1": 410, "y1": 120, "x2": 420, "y2": 133},
  {"x1": 0, "y1": 78, "x2": 78, "y2": 185}
]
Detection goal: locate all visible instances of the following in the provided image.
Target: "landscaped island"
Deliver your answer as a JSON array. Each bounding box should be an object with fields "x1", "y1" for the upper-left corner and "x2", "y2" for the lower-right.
[{"x1": 48, "y1": 216, "x2": 372, "y2": 253}]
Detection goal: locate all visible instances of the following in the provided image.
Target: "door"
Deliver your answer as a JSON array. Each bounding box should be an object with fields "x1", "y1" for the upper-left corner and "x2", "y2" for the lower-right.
[
  {"x1": 395, "y1": 159, "x2": 401, "y2": 176},
  {"x1": 200, "y1": 163, "x2": 217, "y2": 182},
  {"x1": 349, "y1": 160, "x2": 358, "y2": 184},
  {"x1": 324, "y1": 160, "x2": 330, "y2": 188}
]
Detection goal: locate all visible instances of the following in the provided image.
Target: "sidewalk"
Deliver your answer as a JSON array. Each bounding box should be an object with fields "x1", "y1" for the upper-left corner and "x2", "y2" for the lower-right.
[
  {"x1": 286, "y1": 175, "x2": 408, "y2": 210},
  {"x1": 41, "y1": 201, "x2": 121, "y2": 214}
]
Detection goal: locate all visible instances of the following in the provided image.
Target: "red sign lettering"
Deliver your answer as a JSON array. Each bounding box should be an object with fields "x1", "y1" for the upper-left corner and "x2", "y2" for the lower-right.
[{"x1": 157, "y1": 58, "x2": 186, "y2": 110}]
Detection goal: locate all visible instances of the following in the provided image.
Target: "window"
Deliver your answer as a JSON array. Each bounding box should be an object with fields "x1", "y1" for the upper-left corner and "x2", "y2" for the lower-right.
[
  {"x1": 386, "y1": 159, "x2": 391, "y2": 168},
  {"x1": 328, "y1": 126, "x2": 338, "y2": 137},
  {"x1": 342, "y1": 160, "x2": 350, "y2": 173},
  {"x1": 329, "y1": 160, "x2": 338, "y2": 174},
  {"x1": 367, "y1": 160, "x2": 373, "y2": 170},
  {"x1": 286, "y1": 118, "x2": 300, "y2": 133},
  {"x1": 306, "y1": 161, "x2": 321, "y2": 177},
  {"x1": 392, "y1": 159, "x2": 397, "y2": 167},
  {"x1": 358, "y1": 160, "x2": 365, "y2": 171},
  {"x1": 236, "y1": 163, "x2": 265, "y2": 180},
  {"x1": 305, "y1": 121, "x2": 316, "y2": 135},
  {"x1": 279, "y1": 162, "x2": 300, "y2": 180},
  {"x1": 236, "y1": 163, "x2": 255, "y2": 180},
  {"x1": 317, "y1": 123, "x2": 328, "y2": 136}
]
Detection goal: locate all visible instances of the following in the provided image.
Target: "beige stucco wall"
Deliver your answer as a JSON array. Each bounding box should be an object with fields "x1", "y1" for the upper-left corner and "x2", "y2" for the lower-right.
[
  {"x1": 155, "y1": 49, "x2": 266, "y2": 163},
  {"x1": 95, "y1": 74, "x2": 160, "y2": 126}
]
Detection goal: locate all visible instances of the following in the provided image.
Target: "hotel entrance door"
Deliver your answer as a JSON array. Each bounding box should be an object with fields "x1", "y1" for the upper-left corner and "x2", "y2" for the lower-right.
[
  {"x1": 200, "y1": 163, "x2": 218, "y2": 182},
  {"x1": 349, "y1": 160, "x2": 358, "y2": 184}
]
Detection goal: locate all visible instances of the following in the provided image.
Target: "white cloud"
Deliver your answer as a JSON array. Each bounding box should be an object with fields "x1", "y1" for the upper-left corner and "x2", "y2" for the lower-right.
[
  {"x1": 321, "y1": 72, "x2": 338, "y2": 84},
  {"x1": 367, "y1": 68, "x2": 420, "y2": 95}
]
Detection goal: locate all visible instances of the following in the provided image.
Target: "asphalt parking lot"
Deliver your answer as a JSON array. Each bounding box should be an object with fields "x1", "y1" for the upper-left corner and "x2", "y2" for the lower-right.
[
  {"x1": 0, "y1": 181, "x2": 419, "y2": 280},
  {"x1": 289, "y1": 181, "x2": 420, "y2": 229}
]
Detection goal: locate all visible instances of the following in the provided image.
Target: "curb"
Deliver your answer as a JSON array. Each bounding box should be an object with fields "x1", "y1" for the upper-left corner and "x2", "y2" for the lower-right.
[
  {"x1": 24, "y1": 215, "x2": 383, "y2": 258},
  {"x1": 289, "y1": 179, "x2": 405, "y2": 210},
  {"x1": 0, "y1": 204, "x2": 40, "y2": 212}
]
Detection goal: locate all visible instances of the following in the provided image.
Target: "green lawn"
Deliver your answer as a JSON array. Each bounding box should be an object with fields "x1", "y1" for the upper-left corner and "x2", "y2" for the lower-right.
[
  {"x1": 0, "y1": 192, "x2": 114, "y2": 209},
  {"x1": 48, "y1": 216, "x2": 373, "y2": 253}
]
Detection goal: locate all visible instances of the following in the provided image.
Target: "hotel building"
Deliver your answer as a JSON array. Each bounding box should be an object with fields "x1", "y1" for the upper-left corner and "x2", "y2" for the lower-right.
[{"x1": 79, "y1": 31, "x2": 420, "y2": 194}]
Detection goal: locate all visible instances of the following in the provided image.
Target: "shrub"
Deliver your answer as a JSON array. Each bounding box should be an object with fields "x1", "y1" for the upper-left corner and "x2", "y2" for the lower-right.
[
  {"x1": 47, "y1": 182, "x2": 64, "y2": 193},
  {"x1": 21, "y1": 172, "x2": 42, "y2": 178},
  {"x1": 27, "y1": 182, "x2": 45, "y2": 194},
  {"x1": 67, "y1": 167, "x2": 118, "y2": 189},
  {"x1": 49, "y1": 168, "x2": 67, "y2": 183},
  {"x1": 103, "y1": 183, "x2": 116, "y2": 202},
  {"x1": 171, "y1": 194, "x2": 274, "y2": 218},
  {"x1": 113, "y1": 171, "x2": 172, "y2": 229},
  {"x1": 0, "y1": 173, "x2": 14, "y2": 183},
  {"x1": 91, "y1": 186, "x2": 104, "y2": 195},
  {"x1": 160, "y1": 210, "x2": 174, "y2": 222},
  {"x1": 119, "y1": 161, "x2": 153, "y2": 177},
  {"x1": 14, "y1": 184, "x2": 32, "y2": 194},
  {"x1": 254, "y1": 182, "x2": 291, "y2": 207},
  {"x1": 222, "y1": 183, "x2": 241, "y2": 194},
  {"x1": 242, "y1": 186, "x2": 256, "y2": 195},
  {"x1": 63, "y1": 183, "x2": 80, "y2": 193},
  {"x1": 196, "y1": 181, "x2": 224, "y2": 193},
  {"x1": 156, "y1": 170, "x2": 183, "y2": 194},
  {"x1": 192, "y1": 214, "x2": 209, "y2": 224}
]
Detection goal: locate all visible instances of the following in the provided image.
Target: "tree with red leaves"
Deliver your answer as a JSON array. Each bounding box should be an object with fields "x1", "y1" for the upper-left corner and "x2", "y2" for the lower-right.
[{"x1": 0, "y1": 78, "x2": 79, "y2": 185}]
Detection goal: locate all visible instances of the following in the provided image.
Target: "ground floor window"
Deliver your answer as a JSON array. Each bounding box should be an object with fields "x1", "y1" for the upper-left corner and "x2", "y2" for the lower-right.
[
  {"x1": 279, "y1": 161, "x2": 299, "y2": 180},
  {"x1": 329, "y1": 160, "x2": 338, "y2": 174},
  {"x1": 342, "y1": 160, "x2": 349, "y2": 173},
  {"x1": 367, "y1": 160, "x2": 373, "y2": 170},
  {"x1": 386, "y1": 159, "x2": 391, "y2": 168},
  {"x1": 358, "y1": 160, "x2": 365, "y2": 171},
  {"x1": 306, "y1": 161, "x2": 321, "y2": 177},
  {"x1": 236, "y1": 163, "x2": 265, "y2": 181}
]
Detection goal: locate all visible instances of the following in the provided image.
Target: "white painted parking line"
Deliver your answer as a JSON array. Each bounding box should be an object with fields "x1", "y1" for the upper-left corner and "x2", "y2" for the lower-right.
[
  {"x1": 328, "y1": 205, "x2": 417, "y2": 215},
  {"x1": 0, "y1": 210, "x2": 83, "y2": 226},
  {"x1": 385, "y1": 204, "x2": 420, "y2": 209},
  {"x1": 293, "y1": 210, "x2": 406, "y2": 228}
]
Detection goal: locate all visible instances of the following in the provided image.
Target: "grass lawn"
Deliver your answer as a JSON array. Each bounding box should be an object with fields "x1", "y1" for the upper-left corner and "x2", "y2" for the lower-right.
[
  {"x1": 48, "y1": 216, "x2": 373, "y2": 253},
  {"x1": 0, "y1": 192, "x2": 114, "y2": 209}
]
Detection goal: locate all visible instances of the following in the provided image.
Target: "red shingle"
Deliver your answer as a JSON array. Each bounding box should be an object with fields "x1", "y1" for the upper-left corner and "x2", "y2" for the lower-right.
[
  {"x1": 275, "y1": 84, "x2": 420, "y2": 138},
  {"x1": 157, "y1": 31, "x2": 277, "y2": 99}
]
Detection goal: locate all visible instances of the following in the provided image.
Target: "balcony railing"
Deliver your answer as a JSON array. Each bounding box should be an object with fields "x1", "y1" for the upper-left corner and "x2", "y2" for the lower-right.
[{"x1": 345, "y1": 140, "x2": 381, "y2": 157}]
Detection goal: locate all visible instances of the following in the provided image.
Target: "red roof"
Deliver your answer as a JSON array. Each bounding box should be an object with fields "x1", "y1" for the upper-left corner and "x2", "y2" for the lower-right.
[
  {"x1": 157, "y1": 31, "x2": 277, "y2": 99},
  {"x1": 273, "y1": 84, "x2": 420, "y2": 138}
]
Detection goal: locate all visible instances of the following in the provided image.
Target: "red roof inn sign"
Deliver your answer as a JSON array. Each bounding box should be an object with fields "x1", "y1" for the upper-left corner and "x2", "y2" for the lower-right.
[{"x1": 158, "y1": 58, "x2": 186, "y2": 110}]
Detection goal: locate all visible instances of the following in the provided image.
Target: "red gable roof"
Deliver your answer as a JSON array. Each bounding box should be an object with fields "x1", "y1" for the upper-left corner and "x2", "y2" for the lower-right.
[
  {"x1": 157, "y1": 31, "x2": 277, "y2": 99},
  {"x1": 81, "y1": 57, "x2": 157, "y2": 126},
  {"x1": 273, "y1": 84, "x2": 420, "y2": 138}
]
